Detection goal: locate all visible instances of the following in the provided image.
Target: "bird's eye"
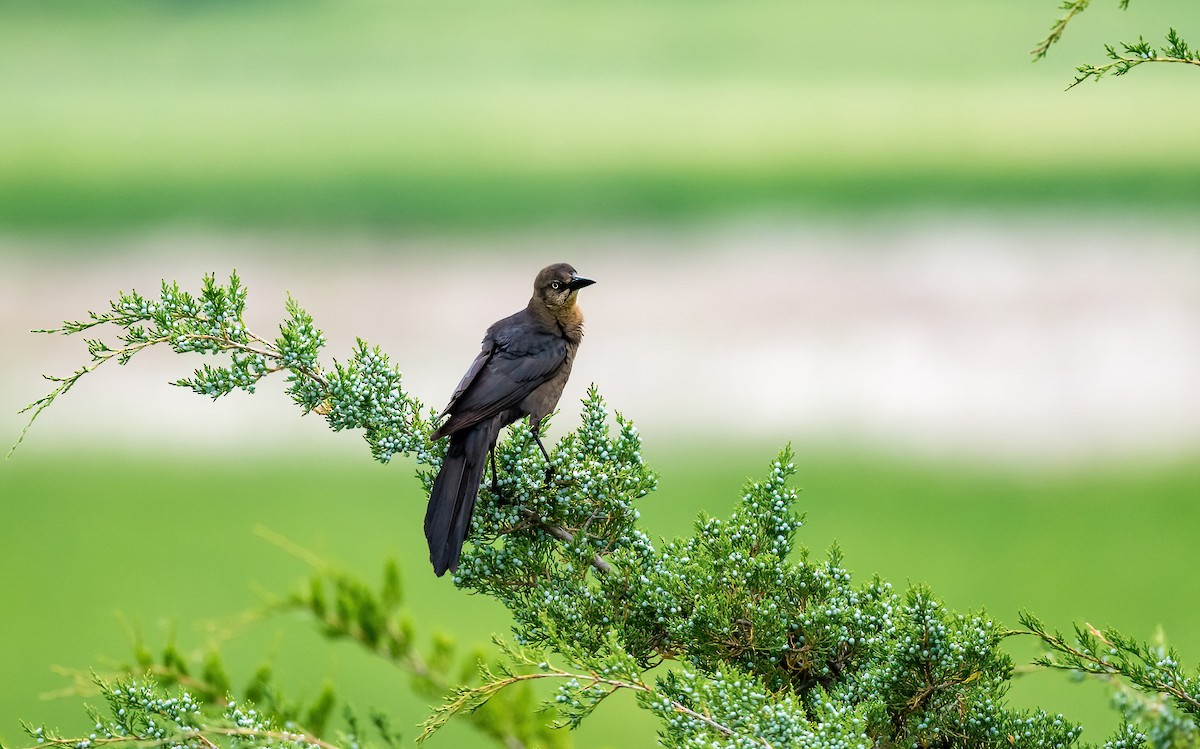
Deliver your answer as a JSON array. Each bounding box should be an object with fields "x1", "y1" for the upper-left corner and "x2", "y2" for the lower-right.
[{"x1": 551, "y1": 281, "x2": 561, "y2": 290}]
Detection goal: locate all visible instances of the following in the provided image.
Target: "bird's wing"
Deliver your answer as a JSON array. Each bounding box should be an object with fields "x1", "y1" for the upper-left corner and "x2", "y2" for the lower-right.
[
  {"x1": 439, "y1": 338, "x2": 495, "y2": 418},
  {"x1": 435, "y1": 325, "x2": 567, "y2": 436}
]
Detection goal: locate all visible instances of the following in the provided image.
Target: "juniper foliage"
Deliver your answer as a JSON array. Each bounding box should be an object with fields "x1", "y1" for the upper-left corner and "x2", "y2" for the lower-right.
[
  {"x1": 1020, "y1": 613, "x2": 1200, "y2": 740},
  {"x1": 12, "y1": 675, "x2": 366, "y2": 749},
  {"x1": 11, "y1": 272, "x2": 1200, "y2": 749},
  {"x1": 12, "y1": 271, "x2": 430, "y2": 463},
  {"x1": 1032, "y1": 1, "x2": 1200, "y2": 87}
]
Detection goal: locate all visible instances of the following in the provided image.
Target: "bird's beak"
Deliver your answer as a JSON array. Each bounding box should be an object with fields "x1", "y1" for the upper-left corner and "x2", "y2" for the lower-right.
[{"x1": 566, "y1": 275, "x2": 596, "y2": 291}]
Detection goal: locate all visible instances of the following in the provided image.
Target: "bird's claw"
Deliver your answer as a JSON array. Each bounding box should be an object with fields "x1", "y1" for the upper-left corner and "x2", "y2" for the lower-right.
[{"x1": 491, "y1": 480, "x2": 516, "y2": 506}]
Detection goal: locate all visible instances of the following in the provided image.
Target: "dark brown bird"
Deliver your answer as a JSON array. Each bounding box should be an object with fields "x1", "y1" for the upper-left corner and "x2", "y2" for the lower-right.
[{"x1": 425, "y1": 263, "x2": 596, "y2": 576}]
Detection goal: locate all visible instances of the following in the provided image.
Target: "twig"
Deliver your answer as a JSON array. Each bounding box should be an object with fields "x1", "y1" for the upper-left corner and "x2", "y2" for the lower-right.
[
  {"x1": 1032, "y1": 0, "x2": 1093, "y2": 60},
  {"x1": 422, "y1": 667, "x2": 776, "y2": 749},
  {"x1": 517, "y1": 508, "x2": 613, "y2": 575}
]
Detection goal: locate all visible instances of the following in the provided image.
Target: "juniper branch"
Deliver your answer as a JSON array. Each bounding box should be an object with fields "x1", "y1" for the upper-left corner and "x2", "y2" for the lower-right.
[
  {"x1": 12, "y1": 271, "x2": 431, "y2": 463},
  {"x1": 276, "y1": 558, "x2": 564, "y2": 749},
  {"x1": 1068, "y1": 29, "x2": 1200, "y2": 87},
  {"x1": 1032, "y1": 2, "x2": 1200, "y2": 86},
  {"x1": 517, "y1": 507, "x2": 613, "y2": 575},
  {"x1": 419, "y1": 646, "x2": 775, "y2": 749},
  {"x1": 5, "y1": 676, "x2": 356, "y2": 749},
  {"x1": 1017, "y1": 612, "x2": 1200, "y2": 717},
  {"x1": 1032, "y1": 0, "x2": 1095, "y2": 60}
]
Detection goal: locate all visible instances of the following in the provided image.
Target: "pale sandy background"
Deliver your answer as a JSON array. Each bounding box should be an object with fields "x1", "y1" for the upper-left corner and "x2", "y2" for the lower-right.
[{"x1": 5, "y1": 216, "x2": 1198, "y2": 465}]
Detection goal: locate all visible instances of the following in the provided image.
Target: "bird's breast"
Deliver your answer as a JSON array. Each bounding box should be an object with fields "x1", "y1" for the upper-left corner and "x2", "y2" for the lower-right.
[{"x1": 519, "y1": 345, "x2": 577, "y2": 423}]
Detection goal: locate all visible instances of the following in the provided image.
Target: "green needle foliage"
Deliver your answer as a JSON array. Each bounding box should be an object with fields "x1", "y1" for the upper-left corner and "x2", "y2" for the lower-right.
[
  {"x1": 10, "y1": 272, "x2": 1200, "y2": 749},
  {"x1": 1068, "y1": 28, "x2": 1200, "y2": 87},
  {"x1": 1032, "y1": 1, "x2": 1200, "y2": 86},
  {"x1": 1020, "y1": 614, "x2": 1200, "y2": 737},
  {"x1": 12, "y1": 675, "x2": 385, "y2": 749},
  {"x1": 282, "y1": 559, "x2": 569, "y2": 749},
  {"x1": 25, "y1": 556, "x2": 567, "y2": 749},
  {"x1": 12, "y1": 271, "x2": 430, "y2": 463}
]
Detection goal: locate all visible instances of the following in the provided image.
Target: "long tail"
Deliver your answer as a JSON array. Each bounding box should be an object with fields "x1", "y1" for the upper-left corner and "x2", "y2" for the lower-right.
[{"x1": 425, "y1": 416, "x2": 502, "y2": 576}]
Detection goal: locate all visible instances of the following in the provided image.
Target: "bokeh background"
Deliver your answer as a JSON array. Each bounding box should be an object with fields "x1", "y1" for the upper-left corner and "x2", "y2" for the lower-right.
[{"x1": 2, "y1": 1, "x2": 1199, "y2": 746}]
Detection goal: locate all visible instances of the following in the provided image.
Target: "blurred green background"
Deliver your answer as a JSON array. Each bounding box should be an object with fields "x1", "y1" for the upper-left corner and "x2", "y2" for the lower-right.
[
  {"x1": 2, "y1": 0, "x2": 1199, "y2": 747},
  {"x1": 2, "y1": 0, "x2": 1199, "y2": 230}
]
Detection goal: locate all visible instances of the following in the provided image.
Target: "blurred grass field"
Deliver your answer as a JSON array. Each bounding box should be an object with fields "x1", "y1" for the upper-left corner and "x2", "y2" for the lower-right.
[
  {"x1": 3, "y1": 445, "x2": 1199, "y2": 747},
  {"x1": 2, "y1": 0, "x2": 1200, "y2": 230}
]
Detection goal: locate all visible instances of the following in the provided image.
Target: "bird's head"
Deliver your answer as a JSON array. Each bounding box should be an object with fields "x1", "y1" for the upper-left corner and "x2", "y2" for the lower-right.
[{"x1": 533, "y1": 263, "x2": 596, "y2": 313}]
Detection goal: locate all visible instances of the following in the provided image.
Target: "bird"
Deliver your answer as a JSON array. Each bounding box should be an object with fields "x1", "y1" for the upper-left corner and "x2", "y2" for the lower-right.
[{"x1": 425, "y1": 263, "x2": 596, "y2": 577}]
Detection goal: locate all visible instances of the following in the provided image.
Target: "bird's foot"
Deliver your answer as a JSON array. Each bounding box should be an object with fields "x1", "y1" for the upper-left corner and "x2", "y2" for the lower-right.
[
  {"x1": 543, "y1": 464, "x2": 556, "y2": 485},
  {"x1": 491, "y1": 480, "x2": 517, "y2": 506}
]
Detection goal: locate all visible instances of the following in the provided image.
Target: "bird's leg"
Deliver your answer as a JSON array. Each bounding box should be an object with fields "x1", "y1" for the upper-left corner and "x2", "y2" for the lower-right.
[
  {"x1": 490, "y1": 448, "x2": 516, "y2": 505},
  {"x1": 490, "y1": 449, "x2": 500, "y2": 493},
  {"x1": 530, "y1": 423, "x2": 555, "y2": 484}
]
